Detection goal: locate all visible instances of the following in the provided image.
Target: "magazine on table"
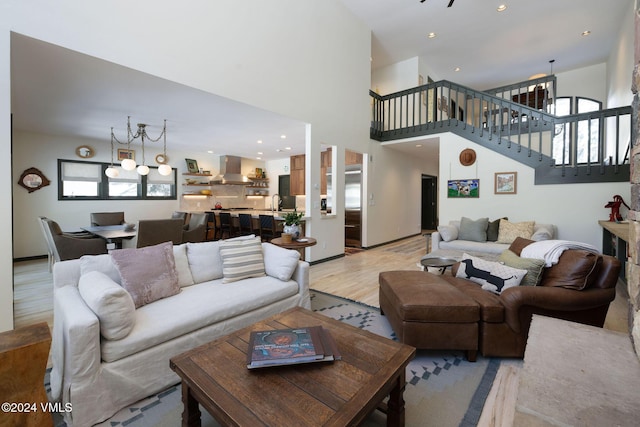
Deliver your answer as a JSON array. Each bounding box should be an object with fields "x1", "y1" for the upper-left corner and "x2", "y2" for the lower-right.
[{"x1": 247, "y1": 325, "x2": 341, "y2": 369}]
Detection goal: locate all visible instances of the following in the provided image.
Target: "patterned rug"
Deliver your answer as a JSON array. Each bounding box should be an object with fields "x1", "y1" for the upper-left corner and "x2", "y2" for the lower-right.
[{"x1": 47, "y1": 291, "x2": 506, "y2": 426}]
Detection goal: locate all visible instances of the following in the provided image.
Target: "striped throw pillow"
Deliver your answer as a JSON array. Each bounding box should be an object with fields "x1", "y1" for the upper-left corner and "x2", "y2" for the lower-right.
[{"x1": 219, "y1": 236, "x2": 265, "y2": 283}]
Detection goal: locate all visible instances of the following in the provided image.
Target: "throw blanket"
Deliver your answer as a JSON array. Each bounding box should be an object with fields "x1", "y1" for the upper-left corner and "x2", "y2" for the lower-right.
[{"x1": 520, "y1": 240, "x2": 600, "y2": 267}]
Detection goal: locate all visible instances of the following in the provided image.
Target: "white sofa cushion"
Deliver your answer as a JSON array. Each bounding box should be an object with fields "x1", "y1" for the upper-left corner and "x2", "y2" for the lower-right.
[
  {"x1": 186, "y1": 241, "x2": 223, "y2": 283},
  {"x1": 219, "y1": 236, "x2": 265, "y2": 283},
  {"x1": 101, "y1": 275, "x2": 299, "y2": 362},
  {"x1": 80, "y1": 254, "x2": 121, "y2": 284},
  {"x1": 439, "y1": 239, "x2": 509, "y2": 254},
  {"x1": 78, "y1": 271, "x2": 136, "y2": 340},
  {"x1": 262, "y1": 242, "x2": 300, "y2": 281},
  {"x1": 173, "y1": 244, "x2": 195, "y2": 287},
  {"x1": 437, "y1": 224, "x2": 458, "y2": 242}
]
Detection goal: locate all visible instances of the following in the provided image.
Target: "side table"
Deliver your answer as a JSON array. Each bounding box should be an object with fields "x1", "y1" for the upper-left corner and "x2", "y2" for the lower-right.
[
  {"x1": 0, "y1": 322, "x2": 53, "y2": 427},
  {"x1": 270, "y1": 236, "x2": 317, "y2": 260}
]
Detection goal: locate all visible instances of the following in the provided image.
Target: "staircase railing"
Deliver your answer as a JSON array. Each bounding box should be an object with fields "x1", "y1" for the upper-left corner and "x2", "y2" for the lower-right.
[{"x1": 370, "y1": 79, "x2": 631, "y2": 183}]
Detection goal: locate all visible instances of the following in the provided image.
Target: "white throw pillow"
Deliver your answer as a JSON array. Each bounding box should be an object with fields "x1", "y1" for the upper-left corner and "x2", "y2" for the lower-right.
[
  {"x1": 173, "y1": 244, "x2": 195, "y2": 287},
  {"x1": 78, "y1": 271, "x2": 135, "y2": 340},
  {"x1": 80, "y1": 254, "x2": 121, "y2": 284},
  {"x1": 531, "y1": 223, "x2": 554, "y2": 241},
  {"x1": 186, "y1": 241, "x2": 223, "y2": 283},
  {"x1": 262, "y1": 242, "x2": 300, "y2": 281},
  {"x1": 219, "y1": 236, "x2": 266, "y2": 283},
  {"x1": 455, "y1": 253, "x2": 527, "y2": 294},
  {"x1": 437, "y1": 225, "x2": 459, "y2": 242}
]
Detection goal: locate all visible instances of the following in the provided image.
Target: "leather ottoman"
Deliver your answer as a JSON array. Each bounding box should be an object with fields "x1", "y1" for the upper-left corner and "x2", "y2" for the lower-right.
[{"x1": 379, "y1": 270, "x2": 479, "y2": 361}]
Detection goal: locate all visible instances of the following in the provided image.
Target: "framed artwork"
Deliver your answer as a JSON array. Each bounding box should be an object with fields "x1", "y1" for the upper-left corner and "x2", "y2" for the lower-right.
[
  {"x1": 447, "y1": 179, "x2": 479, "y2": 198},
  {"x1": 495, "y1": 172, "x2": 517, "y2": 194},
  {"x1": 185, "y1": 158, "x2": 199, "y2": 173},
  {"x1": 117, "y1": 149, "x2": 135, "y2": 161}
]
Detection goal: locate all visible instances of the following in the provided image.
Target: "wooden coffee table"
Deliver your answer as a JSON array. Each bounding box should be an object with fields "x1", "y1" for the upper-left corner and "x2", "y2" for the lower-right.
[{"x1": 170, "y1": 307, "x2": 415, "y2": 427}]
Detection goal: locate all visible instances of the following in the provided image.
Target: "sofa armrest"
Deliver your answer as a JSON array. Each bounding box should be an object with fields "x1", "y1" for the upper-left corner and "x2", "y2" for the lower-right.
[
  {"x1": 500, "y1": 285, "x2": 616, "y2": 333},
  {"x1": 52, "y1": 259, "x2": 83, "y2": 289},
  {"x1": 49, "y1": 285, "x2": 101, "y2": 402},
  {"x1": 292, "y1": 260, "x2": 311, "y2": 309},
  {"x1": 431, "y1": 231, "x2": 442, "y2": 251}
]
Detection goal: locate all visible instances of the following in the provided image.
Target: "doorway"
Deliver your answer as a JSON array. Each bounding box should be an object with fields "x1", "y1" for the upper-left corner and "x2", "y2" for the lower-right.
[{"x1": 421, "y1": 174, "x2": 437, "y2": 231}]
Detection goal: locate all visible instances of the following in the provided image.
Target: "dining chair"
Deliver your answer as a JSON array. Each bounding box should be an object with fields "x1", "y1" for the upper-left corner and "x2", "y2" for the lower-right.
[
  {"x1": 37, "y1": 216, "x2": 56, "y2": 271},
  {"x1": 182, "y1": 213, "x2": 208, "y2": 243},
  {"x1": 90, "y1": 212, "x2": 125, "y2": 226},
  {"x1": 218, "y1": 212, "x2": 236, "y2": 239},
  {"x1": 136, "y1": 219, "x2": 184, "y2": 248},
  {"x1": 258, "y1": 214, "x2": 279, "y2": 242},
  {"x1": 171, "y1": 211, "x2": 190, "y2": 228},
  {"x1": 42, "y1": 218, "x2": 107, "y2": 261}
]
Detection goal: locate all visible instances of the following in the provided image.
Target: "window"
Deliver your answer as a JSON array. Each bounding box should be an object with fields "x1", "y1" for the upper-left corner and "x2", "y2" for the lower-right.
[
  {"x1": 58, "y1": 160, "x2": 176, "y2": 200},
  {"x1": 551, "y1": 96, "x2": 602, "y2": 165}
]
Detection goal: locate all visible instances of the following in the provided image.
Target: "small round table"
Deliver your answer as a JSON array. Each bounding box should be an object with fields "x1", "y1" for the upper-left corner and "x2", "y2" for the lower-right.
[
  {"x1": 420, "y1": 256, "x2": 458, "y2": 274},
  {"x1": 270, "y1": 237, "x2": 317, "y2": 260}
]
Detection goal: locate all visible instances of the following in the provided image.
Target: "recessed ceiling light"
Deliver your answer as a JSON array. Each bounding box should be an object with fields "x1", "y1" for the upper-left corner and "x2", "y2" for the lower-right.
[
  {"x1": 257, "y1": 140, "x2": 263, "y2": 144},
  {"x1": 497, "y1": 5, "x2": 507, "y2": 12},
  {"x1": 276, "y1": 149, "x2": 283, "y2": 152},
  {"x1": 207, "y1": 150, "x2": 214, "y2": 154},
  {"x1": 454, "y1": 67, "x2": 461, "y2": 72},
  {"x1": 280, "y1": 135, "x2": 287, "y2": 139},
  {"x1": 257, "y1": 151, "x2": 263, "y2": 155},
  {"x1": 256, "y1": 157, "x2": 262, "y2": 160},
  {"x1": 427, "y1": 32, "x2": 436, "y2": 39},
  {"x1": 582, "y1": 30, "x2": 591, "y2": 37},
  {"x1": 285, "y1": 147, "x2": 292, "y2": 150},
  {"x1": 416, "y1": 144, "x2": 423, "y2": 147}
]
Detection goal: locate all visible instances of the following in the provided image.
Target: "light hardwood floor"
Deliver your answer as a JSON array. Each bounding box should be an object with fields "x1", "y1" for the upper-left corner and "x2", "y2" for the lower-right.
[{"x1": 13, "y1": 233, "x2": 628, "y2": 333}]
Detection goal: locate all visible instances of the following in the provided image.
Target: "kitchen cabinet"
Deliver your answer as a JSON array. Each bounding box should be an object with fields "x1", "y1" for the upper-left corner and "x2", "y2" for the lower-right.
[
  {"x1": 345, "y1": 150, "x2": 363, "y2": 165},
  {"x1": 320, "y1": 149, "x2": 331, "y2": 195},
  {"x1": 290, "y1": 154, "x2": 305, "y2": 195}
]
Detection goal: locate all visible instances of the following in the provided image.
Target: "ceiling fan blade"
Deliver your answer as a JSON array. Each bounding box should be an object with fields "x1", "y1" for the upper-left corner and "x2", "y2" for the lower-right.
[{"x1": 447, "y1": 0, "x2": 454, "y2": 6}]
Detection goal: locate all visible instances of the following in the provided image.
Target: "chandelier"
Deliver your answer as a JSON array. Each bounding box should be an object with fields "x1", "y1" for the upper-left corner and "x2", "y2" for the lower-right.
[{"x1": 105, "y1": 116, "x2": 172, "y2": 178}]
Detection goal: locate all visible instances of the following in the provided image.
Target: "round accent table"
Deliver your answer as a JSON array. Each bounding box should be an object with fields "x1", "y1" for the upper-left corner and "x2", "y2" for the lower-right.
[
  {"x1": 420, "y1": 256, "x2": 458, "y2": 274},
  {"x1": 270, "y1": 237, "x2": 317, "y2": 261}
]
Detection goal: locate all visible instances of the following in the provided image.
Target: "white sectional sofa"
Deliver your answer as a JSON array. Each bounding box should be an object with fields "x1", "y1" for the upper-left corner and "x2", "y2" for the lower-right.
[
  {"x1": 429, "y1": 217, "x2": 557, "y2": 260},
  {"x1": 49, "y1": 236, "x2": 310, "y2": 426}
]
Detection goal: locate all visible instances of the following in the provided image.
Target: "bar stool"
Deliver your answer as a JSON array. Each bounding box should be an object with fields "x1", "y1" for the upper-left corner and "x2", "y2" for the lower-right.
[
  {"x1": 238, "y1": 213, "x2": 258, "y2": 236},
  {"x1": 218, "y1": 212, "x2": 235, "y2": 239},
  {"x1": 258, "y1": 214, "x2": 279, "y2": 242}
]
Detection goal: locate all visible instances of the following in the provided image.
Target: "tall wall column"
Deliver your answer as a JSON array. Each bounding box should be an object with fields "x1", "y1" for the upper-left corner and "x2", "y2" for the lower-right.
[{"x1": 629, "y1": 2, "x2": 640, "y2": 355}]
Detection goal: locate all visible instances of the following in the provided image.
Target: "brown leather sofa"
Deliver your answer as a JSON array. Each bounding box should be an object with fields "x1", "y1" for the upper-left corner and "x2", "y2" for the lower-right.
[{"x1": 379, "y1": 237, "x2": 621, "y2": 359}]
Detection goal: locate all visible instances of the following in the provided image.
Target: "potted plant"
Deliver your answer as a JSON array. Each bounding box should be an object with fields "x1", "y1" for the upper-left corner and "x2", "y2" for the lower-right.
[{"x1": 282, "y1": 211, "x2": 304, "y2": 239}]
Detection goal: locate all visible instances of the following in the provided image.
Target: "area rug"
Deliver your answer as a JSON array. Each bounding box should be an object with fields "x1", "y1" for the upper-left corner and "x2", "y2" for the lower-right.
[{"x1": 47, "y1": 291, "x2": 504, "y2": 427}]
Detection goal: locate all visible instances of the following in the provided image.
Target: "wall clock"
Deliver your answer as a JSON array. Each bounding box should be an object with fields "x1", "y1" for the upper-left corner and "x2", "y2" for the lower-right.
[
  {"x1": 155, "y1": 154, "x2": 168, "y2": 164},
  {"x1": 75, "y1": 145, "x2": 95, "y2": 158}
]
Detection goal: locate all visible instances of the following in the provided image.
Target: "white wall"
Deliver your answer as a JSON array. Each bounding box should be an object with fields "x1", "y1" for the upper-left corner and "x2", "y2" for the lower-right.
[
  {"x1": 555, "y1": 63, "x2": 607, "y2": 102},
  {"x1": 606, "y1": 0, "x2": 635, "y2": 108},
  {"x1": 438, "y1": 133, "x2": 629, "y2": 249},
  {"x1": 371, "y1": 57, "x2": 420, "y2": 95},
  {"x1": 2, "y1": 0, "x2": 374, "y2": 331}
]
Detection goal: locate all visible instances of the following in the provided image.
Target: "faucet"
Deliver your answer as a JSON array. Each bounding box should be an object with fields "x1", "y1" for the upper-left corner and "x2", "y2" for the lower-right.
[{"x1": 271, "y1": 194, "x2": 281, "y2": 212}]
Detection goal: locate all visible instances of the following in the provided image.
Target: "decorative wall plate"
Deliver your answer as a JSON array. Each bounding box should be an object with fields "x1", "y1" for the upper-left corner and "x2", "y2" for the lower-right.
[
  {"x1": 459, "y1": 148, "x2": 476, "y2": 166},
  {"x1": 18, "y1": 167, "x2": 50, "y2": 193},
  {"x1": 155, "y1": 153, "x2": 168, "y2": 164},
  {"x1": 75, "y1": 145, "x2": 94, "y2": 158}
]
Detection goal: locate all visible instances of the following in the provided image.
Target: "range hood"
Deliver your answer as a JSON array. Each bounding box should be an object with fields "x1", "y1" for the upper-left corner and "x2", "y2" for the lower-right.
[{"x1": 211, "y1": 155, "x2": 250, "y2": 185}]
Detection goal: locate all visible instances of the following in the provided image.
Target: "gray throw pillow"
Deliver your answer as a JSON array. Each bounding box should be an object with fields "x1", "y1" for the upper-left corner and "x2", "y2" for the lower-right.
[
  {"x1": 487, "y1": 217, "x2": 507, "y2": 242},
  {"x1": 458, "y1": 217, "x2": 489, "y2": 242}
]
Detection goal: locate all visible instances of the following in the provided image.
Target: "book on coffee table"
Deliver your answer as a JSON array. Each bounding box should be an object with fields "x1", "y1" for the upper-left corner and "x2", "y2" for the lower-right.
[{"x1": 247, "y1": 326, "x2": 340, "y2": 369}]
